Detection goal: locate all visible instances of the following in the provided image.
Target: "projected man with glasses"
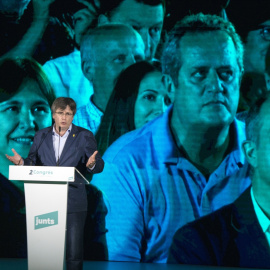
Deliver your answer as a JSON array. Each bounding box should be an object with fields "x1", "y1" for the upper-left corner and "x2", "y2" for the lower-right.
[
  {"x1": 226, "y1": 0, "x2": 270, "y2": 112},
  {"x1": 6, "y1": 97, "x2": 105, "y2": 270}
]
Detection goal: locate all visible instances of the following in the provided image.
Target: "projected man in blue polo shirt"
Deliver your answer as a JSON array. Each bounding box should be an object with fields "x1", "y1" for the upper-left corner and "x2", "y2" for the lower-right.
[{"x1": 92, "y1": 13, "x2": 251, "y2": 262}]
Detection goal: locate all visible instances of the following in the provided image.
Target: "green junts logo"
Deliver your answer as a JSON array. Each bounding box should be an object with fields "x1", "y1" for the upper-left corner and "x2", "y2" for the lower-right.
[{"x1": 34, "y1": 211, "x2": 58, "y2": 230}]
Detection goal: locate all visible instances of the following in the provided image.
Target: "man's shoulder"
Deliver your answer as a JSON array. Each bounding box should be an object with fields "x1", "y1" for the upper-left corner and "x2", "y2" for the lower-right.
[
  {"x1": 72, "y1": 124, "x2": 94, "y2": 136},
  {"x1": 178, "y1": 201, "x2": 236, "y2": 241},
  {"x1": 74, "y1": 104, "x2": 88, "y2": 115},
  {"x1": 35, "y1": 126, "x2": 52, "y2": 136},
  {"x1": 43, "y1": 51, "x2": 79, "y2": 68},
  {"x1": 103, "y1": 115, "x2": 164, "y2": 161},
  {"x1": 74, "y1": 98, "x2": 98, "y2": 117},
  {"x1": 169, "y1": 201, "x2": 238, "y2": 265},
  {"x1": 73, "y1": 103, "x2": 102, "y2": 135},
  {"x1": 179, "y1": 188, "x2": 250, "y2": 237}
]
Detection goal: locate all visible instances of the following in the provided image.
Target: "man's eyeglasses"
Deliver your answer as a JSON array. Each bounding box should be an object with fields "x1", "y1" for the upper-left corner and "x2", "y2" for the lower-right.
[
  {"x1": 254, "y1": 25, "x2": 270, "y2": 41},
  {"x1": 55, "y1": 112, "x2": 73, "y2": 117}
]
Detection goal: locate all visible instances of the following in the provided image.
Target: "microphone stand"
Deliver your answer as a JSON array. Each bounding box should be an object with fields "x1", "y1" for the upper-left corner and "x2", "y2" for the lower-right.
[
  {"x1": 56, "y1": 126, "x2": 61, "y2": 166},
  {"x1": 29, "y1": 125, "x2": 53, "y2": 166}
]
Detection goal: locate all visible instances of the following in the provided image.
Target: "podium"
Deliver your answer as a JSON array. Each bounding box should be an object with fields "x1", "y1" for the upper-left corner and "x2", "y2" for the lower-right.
[{"x1": 9, "y1": 165, "x2": 75, "y2": 270}]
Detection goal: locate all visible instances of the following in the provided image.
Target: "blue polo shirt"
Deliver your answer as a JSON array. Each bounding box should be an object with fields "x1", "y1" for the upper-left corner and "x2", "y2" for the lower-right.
[{"x1": 92, "y1": 106, "x2": 251, "y2": 263}]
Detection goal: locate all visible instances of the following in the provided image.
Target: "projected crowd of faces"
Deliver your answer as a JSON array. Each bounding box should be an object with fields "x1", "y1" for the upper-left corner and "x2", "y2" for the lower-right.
[{"x1": 2, "y1": 0, "x2": 270, "y2": 266}]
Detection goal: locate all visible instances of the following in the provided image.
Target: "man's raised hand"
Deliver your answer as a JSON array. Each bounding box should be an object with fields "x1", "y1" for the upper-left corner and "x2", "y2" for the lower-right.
[
  {"x1": 86, "y1": 150, "x2": 98, "y2": 169},
  {"x1": 6, "y1": 148, "x2": 23, "y2": 165}
]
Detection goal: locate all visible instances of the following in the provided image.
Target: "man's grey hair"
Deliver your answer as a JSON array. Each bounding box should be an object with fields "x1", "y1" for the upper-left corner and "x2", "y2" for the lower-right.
[
  {"x1": 80, "y1": 23, "x2": 140, "y2": 64},
  {"x1": 161, "y1": 13, "x2": 244, "y2": 88}
]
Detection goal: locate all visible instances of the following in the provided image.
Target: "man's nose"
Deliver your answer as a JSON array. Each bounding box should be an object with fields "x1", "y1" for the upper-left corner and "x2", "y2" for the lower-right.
[
  {"x1": 137, "y1": 29, "x2": 151, "y2": 59},
  {"x1": 61, "y1": 113, "x2": 67, "y2": 119},
  {"x1": 206, "y1": 71, "x2": 224, "y2": 92},
  {"x1": 18, "y1": 110, "x2": 35, "y2": 130}
]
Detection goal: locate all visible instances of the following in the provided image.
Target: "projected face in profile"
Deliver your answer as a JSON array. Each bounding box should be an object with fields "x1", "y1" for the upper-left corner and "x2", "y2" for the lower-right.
[
  {"x1": 0, "y1": 79, "x2": 52, "y2": 189},
  {"x1": 245, "y1": 20, "x2": 270, "y2": 74},
  {"x1": 251, "y1": 98, "x2": 270, "y2": 185}
]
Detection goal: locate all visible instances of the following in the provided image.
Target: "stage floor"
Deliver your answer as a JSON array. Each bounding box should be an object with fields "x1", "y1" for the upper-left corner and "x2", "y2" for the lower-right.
[{"x1": 0, "y1": 259, "x2": 259, "y2": 270}]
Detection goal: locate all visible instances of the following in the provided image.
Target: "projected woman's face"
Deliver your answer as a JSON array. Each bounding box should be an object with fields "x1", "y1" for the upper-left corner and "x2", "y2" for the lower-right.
[
  {"x1": 134, "y1": 71, "x2": 171, "y2": 129},
  {"x1": 0, "y1": 79, "x2": 52, "y2": 187}
]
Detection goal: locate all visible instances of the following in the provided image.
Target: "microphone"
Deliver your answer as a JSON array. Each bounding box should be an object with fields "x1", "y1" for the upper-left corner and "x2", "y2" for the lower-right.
[
  {"x1": 28, "y1": 125, "x2": 53, "y2": 166},
  {"x1": 56, "y1": 126, "x2": 61, "y2": 166}
]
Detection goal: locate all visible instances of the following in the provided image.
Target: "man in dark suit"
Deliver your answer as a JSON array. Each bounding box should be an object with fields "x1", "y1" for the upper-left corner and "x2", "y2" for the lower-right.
[
  {"x1": 6, "y1": 97, "x2": 105, "y2": 270},
  {"x1": 167, "y1": 95, "x2": 270, "y2": 268}
]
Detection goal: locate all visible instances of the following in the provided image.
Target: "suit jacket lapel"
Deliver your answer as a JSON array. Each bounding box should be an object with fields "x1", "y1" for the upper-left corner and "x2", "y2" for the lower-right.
[
  {"x1": 231, "y1": 188, "x2": 270, "y2": 268},
  {"x1": 43, "y1": 127, "x2": 56, "y2": 164},
  {"x1": 58, "y1": 124, "x2": 79, "y2": 165}
]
